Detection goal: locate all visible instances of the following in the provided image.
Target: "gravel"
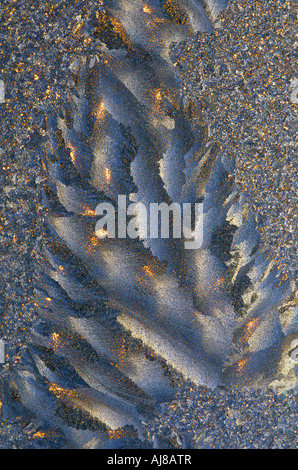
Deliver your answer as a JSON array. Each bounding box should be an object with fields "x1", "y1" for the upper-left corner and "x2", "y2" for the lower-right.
[
  {"x1": 145, "y1": 386, "x2": 298, "y2": 449},
  {"x1": 171, "y1": 0, "x2": 298, "y2": 282}
]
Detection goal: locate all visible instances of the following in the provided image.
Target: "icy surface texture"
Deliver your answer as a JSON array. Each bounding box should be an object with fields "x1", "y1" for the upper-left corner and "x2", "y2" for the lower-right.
[{"x1": 1, "y1": 0, "x2": 296, "y2": 449}]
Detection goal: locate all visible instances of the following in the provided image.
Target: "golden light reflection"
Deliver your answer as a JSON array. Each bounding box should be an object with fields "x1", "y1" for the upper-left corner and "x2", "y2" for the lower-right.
[
  {"x1": 145, "y1": 15, "x2": 166, "y2": 35},
  {"x1": 154, "y1": 90, "x2": 162, "y2": 103},
  {"x1": 150, "y1": 88, "x2": 163, "y2": 113},
  {"x1": 108, "y1": 428, "x2": 135, "y2": 439},
  {"x1": 50, "y1": 332, "x2": 62, "y2": 352},
  {"x1": 149, "y1": 88, "x2": 171, "y2": 126},
  {"x1": 51, "y1": 332, "x2": 60, "y2": 342},
  {"x1": 136, "y1": 261, "x2": 165, "y2": 287},
  {"x1": 104, "y1": 167, "x2": 112, "y2": 184},
  {"x1": 212, "y1": 276, "x2": 225, "y2": 292},
  {"x1": 95, "y1": 99, "x2": 107, "y2": 122},
  {"x1": 66, "y1": 141, "x2": 76, "y2": 166},
  {"x1": 239, "y1": 318, "x2": 260, "y2": 345},
  {"x1": 48, "y1": 382, "x2": 76, "y2": 399},
  {"x1": 33, "y1": 431, "x2": 48, "y2": 439},
  {"x1": 244, "y1": 318, "x2": 259, "y2": 338},
  {"x1": 95, "y1": 12, "x2": 134, "y2": 50},
  {"x1": 141, "y1": 265, "x2": 156, "y2": 277},
  {"x1": 143, "y1": 4, "x2": 154, "y2": 14},
  {"x1": 237, "y1": 357, "x2": 248, "y2": 374},
  {"x1": 82, "y1": 206, "x2": 96, "y2": 217},
  {"x1": 141, "y1": 258, "x2": 166, "y2": 278}
]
